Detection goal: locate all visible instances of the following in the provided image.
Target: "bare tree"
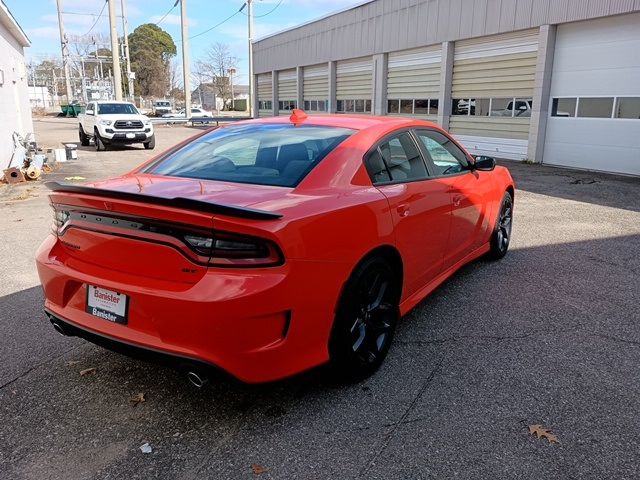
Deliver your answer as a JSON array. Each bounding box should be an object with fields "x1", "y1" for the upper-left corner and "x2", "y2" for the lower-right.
[{"x1": 197, "y1": 43, "x2": 238, "y2": 110}]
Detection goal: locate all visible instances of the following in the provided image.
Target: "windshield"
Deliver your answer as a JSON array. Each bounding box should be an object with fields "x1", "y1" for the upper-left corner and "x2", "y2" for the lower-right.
[
  {"x1": 156, "y1": 102, "x2": 170, "y2": 107},
  {"x1": 147, "y1": 124, "x2": 355, "y2": 187},
  {"x1": 98, "y1": 103, "x2": 139, "y2": 115}
]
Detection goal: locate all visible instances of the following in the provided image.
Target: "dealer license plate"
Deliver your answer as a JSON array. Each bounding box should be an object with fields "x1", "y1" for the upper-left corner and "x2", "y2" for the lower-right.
[
  {"x1": 86, "y1": 286, "x2": 128, "y2": 324},
  {"x1": 126, "y1": 133, "x2": 136, "y2": 139}
]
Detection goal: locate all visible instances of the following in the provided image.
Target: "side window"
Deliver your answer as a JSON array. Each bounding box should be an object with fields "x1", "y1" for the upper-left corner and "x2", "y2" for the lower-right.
[
  {"x1": 367, "y1": 132, "x2": 428, "y2": 183},
  {"x1": 415, "y1": 130, "x2": 469, "y2": 176}
]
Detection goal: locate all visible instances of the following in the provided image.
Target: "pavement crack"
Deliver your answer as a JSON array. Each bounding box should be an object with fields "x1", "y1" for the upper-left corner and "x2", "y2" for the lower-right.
[
  {"x1": 0, "y1": 344, "x2": 82, "y2": 391},
  {"x1": 356, "y1": 355, "x2": 446, "y2": 479}
]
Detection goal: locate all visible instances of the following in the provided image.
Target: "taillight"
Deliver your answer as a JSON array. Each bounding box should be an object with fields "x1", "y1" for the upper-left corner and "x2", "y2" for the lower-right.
[
  {"x1": 51, "y1": 206, "x2": 70, "y2": 235},
  {"x1": 184, "y1": 232, "x2": 283, "y2": 267}
]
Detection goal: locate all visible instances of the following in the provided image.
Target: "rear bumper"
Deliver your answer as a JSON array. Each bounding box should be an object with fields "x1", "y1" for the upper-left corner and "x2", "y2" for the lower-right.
[
  {"x1": 45, "y1": 309, "x2": 229, "y2": 379},
  {"x1": 36, "y1": 235, "x2": 351, "y2": 383}
]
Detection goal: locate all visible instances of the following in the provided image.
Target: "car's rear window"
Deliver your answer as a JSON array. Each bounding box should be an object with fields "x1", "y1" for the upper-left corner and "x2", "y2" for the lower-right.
[{"x1": 147, "y1": 124, "x2": 355, "y2": 187}]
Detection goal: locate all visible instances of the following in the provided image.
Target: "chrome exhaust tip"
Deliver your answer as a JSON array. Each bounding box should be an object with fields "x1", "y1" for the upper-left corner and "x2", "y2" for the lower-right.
[
  {"x1": 51, "y1": 321, "x2": 68, "y2": 337},
  {"x1": 186, "y1": 370, "x2": 209, "y2": 389}
]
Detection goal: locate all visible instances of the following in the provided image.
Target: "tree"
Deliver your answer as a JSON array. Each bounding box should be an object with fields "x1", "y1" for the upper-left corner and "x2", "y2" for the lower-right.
[
  {"x1": 128, "y1": 23, "x2": 177, "y2": 98},
  {"x1": 196, "y1": 43, "x2": 237, "y2": 110}
]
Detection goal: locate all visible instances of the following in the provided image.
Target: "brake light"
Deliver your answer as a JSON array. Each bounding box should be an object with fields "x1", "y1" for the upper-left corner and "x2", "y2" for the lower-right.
[
  {"x1": 184, "y1": 232, "x2": 283, "y2": 267},
  {"x1": 51, "y1": 206, "x2": 70, "y2": 235}
]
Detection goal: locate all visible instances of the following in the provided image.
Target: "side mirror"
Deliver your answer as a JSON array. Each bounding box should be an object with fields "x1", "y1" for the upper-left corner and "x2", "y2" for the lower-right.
[{"x1": 473, "y1": 156, "x2": 496, "y2": 171}]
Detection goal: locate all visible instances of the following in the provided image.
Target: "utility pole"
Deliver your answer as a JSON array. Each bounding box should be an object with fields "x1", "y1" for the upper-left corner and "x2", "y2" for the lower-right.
[
  {"x1": 180, "y1": 0, "x2": 191, "y2": 120},
  {"x1": 120, "y1": 0, "x2": 134, "y2": 100},
  {"x1": 247, "y1": 0, "x2": 254, "y2": 117},
  {"x1": 107, "y1": 0, "x2": 123, "y2": 100},
  {"x1": 55, "y1": 0, "x2": 73, "y2": 104}
]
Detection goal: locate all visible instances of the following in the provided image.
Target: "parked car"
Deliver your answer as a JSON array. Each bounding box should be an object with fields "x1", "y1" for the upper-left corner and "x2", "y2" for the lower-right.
[
  {"x1": 38, "y1": 111, "x2": 514, "y2": 386},
  {"x1": 491, "y1": 99, "x2": 533, "y2": 117},
  {"x1": 78, "y1": 101, "x2": 154, "y2": 151},
  {"x1": 162, "y1": 107, "x2": 212, "y2": 119},
  {"x1": 152, "y1": 100, "x2": 172, "y2": 117}
]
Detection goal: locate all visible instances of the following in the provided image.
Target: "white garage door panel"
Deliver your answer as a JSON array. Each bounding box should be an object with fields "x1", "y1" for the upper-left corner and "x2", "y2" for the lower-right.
[
  {"x1": 544, "y1": 13, "x2": 640, "y2": 176},
  {"x1": 544, "y1": 119, "x2": 640, "y2": 176}
]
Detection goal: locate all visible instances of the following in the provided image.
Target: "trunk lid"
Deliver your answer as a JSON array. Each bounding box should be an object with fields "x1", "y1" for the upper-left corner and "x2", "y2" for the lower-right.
[{"x1": 48, "y1": 176, "x2": 286, "y2": 283}]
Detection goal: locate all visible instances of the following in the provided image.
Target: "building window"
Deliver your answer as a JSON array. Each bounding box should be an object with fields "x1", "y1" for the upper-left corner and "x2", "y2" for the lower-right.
[
  {"x1": 258, "y1": 100, "x2": 272, "y2": 110},
  {"x1": 278, "y1": 100, "x2": 297, "y2": 111},
  {"x1": 387, "y1": 98, "x2": 436, "y2": 115},
  {"x1": 551, "y1": 98, "x2": 577, "y2": 117},
  {"x1": 615, "y1": 97, "x2": 640, "y2": 119},
  {"x1": 337, "y1": 99, "x2": 372, "y2": 113},
  {"x1": 303, "y1": 100, "x2": 327, "y2": 112},
  {"x1": 577, "y1": 97, "x2": 614, "y2": 118},
  {"x1": 453, "y1": 97, "x2": 533, "y2": 117}
]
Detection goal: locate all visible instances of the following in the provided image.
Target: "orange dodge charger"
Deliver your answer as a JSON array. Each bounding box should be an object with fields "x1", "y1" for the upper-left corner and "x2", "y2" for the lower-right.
[{"x1": 36, "y1": 111, "x2": 514, "y2": 386}]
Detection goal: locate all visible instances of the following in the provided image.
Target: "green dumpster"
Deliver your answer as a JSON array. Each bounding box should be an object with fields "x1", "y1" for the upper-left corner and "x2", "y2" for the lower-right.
[{"x1": 60, "y1": 104, "x2": 85, "y2": 117}]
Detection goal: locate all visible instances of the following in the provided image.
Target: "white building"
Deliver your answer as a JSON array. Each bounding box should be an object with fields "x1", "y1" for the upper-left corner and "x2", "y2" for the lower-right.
[
  {"x1": 28, "y1": 86, "x2": 54, "y2": 108},
  {"x1": 0, "y1": 1, "x2": 32, "y2": 168},
  {"x1": 253, "y1": 1, "x2": 640, "y2": 176}
]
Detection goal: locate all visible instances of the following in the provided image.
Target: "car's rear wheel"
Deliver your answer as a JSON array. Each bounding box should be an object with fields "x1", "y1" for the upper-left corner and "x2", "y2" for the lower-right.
[
  {"x1": 487, "y1": 191, "x2": 513, "y2": 260},
  {"x1": 79, "y1": 125, "x2": 89, "y2": 146},
  {"x1": 94, "y1": 130, "x2": 106, "y2": 151},
  {"x1": 143, "y1": 134, "x2": 155, "y2": 150},
  {"x1": 329, "y1": 256, "x2": 400, "y2": 382}
]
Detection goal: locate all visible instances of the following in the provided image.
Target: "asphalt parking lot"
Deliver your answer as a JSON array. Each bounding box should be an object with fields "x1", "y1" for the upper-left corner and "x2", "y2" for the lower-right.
[{"x1": 1, "y1": 117, "x2": 639, "y2": 479}]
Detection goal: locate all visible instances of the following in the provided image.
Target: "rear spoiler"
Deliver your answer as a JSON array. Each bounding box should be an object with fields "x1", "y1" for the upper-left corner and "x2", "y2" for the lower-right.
[{"x1": 45, "y1": 182, "x2": 283, "y2": 220}]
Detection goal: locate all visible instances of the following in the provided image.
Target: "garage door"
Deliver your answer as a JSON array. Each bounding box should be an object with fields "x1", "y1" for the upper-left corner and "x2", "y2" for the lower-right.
[
  {"x1": 277, "y1": 69, "x2": 297, "y2": 115},
  {"x1": 543, "y1": 13, "x2": 640, "y2": 176},
  {"x1": 257, "y1": 73, "x2": 273, "y2": 117},
  {"x1": 336, "y1": 57, "x2": 372, "y2": 114},
  {"x1": 387, "y1": 45, "x2": 441, "y2": 120},
  {"x1": 450, "y1": 29, "x2": 539, "y2": 160},
  {"x1": 303, "y1": 64, "x2": 328, "y2": 112}
]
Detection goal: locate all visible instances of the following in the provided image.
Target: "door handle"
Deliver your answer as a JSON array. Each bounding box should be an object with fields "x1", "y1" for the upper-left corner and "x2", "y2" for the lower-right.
[
  {"x1": 397, "y1": 204, "x2": 410, "y2": 217},
  {"x1": 453, "y1": 195, "x2": 463, "y2": 207}
]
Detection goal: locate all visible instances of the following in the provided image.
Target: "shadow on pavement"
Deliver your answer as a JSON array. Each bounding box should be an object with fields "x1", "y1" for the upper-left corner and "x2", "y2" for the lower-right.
[{"x1": 1, "y1": 233, "x2": 639, "y2": 478}]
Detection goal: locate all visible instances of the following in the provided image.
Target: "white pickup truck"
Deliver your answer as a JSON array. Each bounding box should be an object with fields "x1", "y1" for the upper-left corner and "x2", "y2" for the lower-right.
[{"x1": 78, "y1": 101, "x2": 155, "y2": 151}]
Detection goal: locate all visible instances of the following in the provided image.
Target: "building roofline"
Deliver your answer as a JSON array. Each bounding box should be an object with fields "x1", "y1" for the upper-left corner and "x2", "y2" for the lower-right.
[
  {"x1": 0, "y1": 0, "x2": 31, "y2": 47},
  {"x1": 254, "y1": 0, "x2": 374, "y2": 44}
]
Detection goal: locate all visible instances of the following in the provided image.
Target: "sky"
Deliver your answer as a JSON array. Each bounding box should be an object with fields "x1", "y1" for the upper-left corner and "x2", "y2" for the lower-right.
[{"x1": 5, "y1": 0, "x2": 365, "y2": 86}]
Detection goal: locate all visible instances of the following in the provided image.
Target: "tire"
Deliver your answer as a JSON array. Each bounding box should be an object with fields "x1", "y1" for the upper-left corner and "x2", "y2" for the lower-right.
[
  {"x1": 143, "y1": 134, "x2": 155, "y2": 150},
  {"x1": 329, "y1": 256, "x2": 400, "y2": 382},
  {"x1": 94, "y1": 130, "x2": 106, "y2": 151},
  {"x1": 487, "y1": 191, "x2": 513, "y2": 260},
  {"x1": 79, "y1": 125, "x2": 89, "y2": 146}
]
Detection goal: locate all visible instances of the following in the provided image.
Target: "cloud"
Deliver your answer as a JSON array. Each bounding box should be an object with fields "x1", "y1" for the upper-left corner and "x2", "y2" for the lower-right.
[{"x1": 27, "y1": 26, "x2": 63, "y2": 41}]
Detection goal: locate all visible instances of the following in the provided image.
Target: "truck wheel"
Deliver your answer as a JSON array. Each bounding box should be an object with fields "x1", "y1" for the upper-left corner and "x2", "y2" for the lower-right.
[
  {"x1": 79, "y1": 125, "x2": 89, "y2": 146},
  {"x1": 94, "y1": 130, "x2": 106, "y2": 151},
  {"x1": 143, "y1": 135, "x2": 155, "y2": 150}
]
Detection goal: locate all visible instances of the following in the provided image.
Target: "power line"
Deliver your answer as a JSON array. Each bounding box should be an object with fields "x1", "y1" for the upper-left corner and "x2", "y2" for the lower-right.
[
  {"x1": 155, "y1": 0, "x2": 180, "y2": 26},
  {"x1": 185, "y1": 5, "x2": 245, "y2": 41},
  {"x1": 240, "y1": 0, "x2": 283, "y2": 18},
  {"x1": 81, "y1": 0, "x2": 108, "y2": 37}
]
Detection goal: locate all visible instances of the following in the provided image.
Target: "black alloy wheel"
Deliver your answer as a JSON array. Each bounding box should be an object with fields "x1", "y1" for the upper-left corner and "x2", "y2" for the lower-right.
[
  {"x1": 329, "y1": 256, "x2": 400, "y2": 381},
  {"x1": 488, "y1": 191, "x2": 513, "y2": 259}
]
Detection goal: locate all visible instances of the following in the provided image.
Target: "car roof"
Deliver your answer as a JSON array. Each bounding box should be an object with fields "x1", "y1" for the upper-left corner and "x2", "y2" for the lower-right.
[
  {"x1": 240, "y1": 113, "x2": 439, "y2": 131},
  {"x1": 94, "y1": 101, "x2": 135, "y2": 104}
]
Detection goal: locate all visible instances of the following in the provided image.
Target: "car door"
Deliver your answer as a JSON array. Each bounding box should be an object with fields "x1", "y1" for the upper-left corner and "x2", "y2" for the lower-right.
[
  {"x1": 365, "y1": 131, "x2": 452, "y2": 297},
  {"x1": 414, "y1": 129, "x2": 492, "y2": 269}
]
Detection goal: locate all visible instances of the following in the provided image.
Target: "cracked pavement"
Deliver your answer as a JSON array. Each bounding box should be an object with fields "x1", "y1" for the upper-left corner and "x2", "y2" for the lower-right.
[{"x1": 1, "y1": 118, "x2": 639, "y2": 479}]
